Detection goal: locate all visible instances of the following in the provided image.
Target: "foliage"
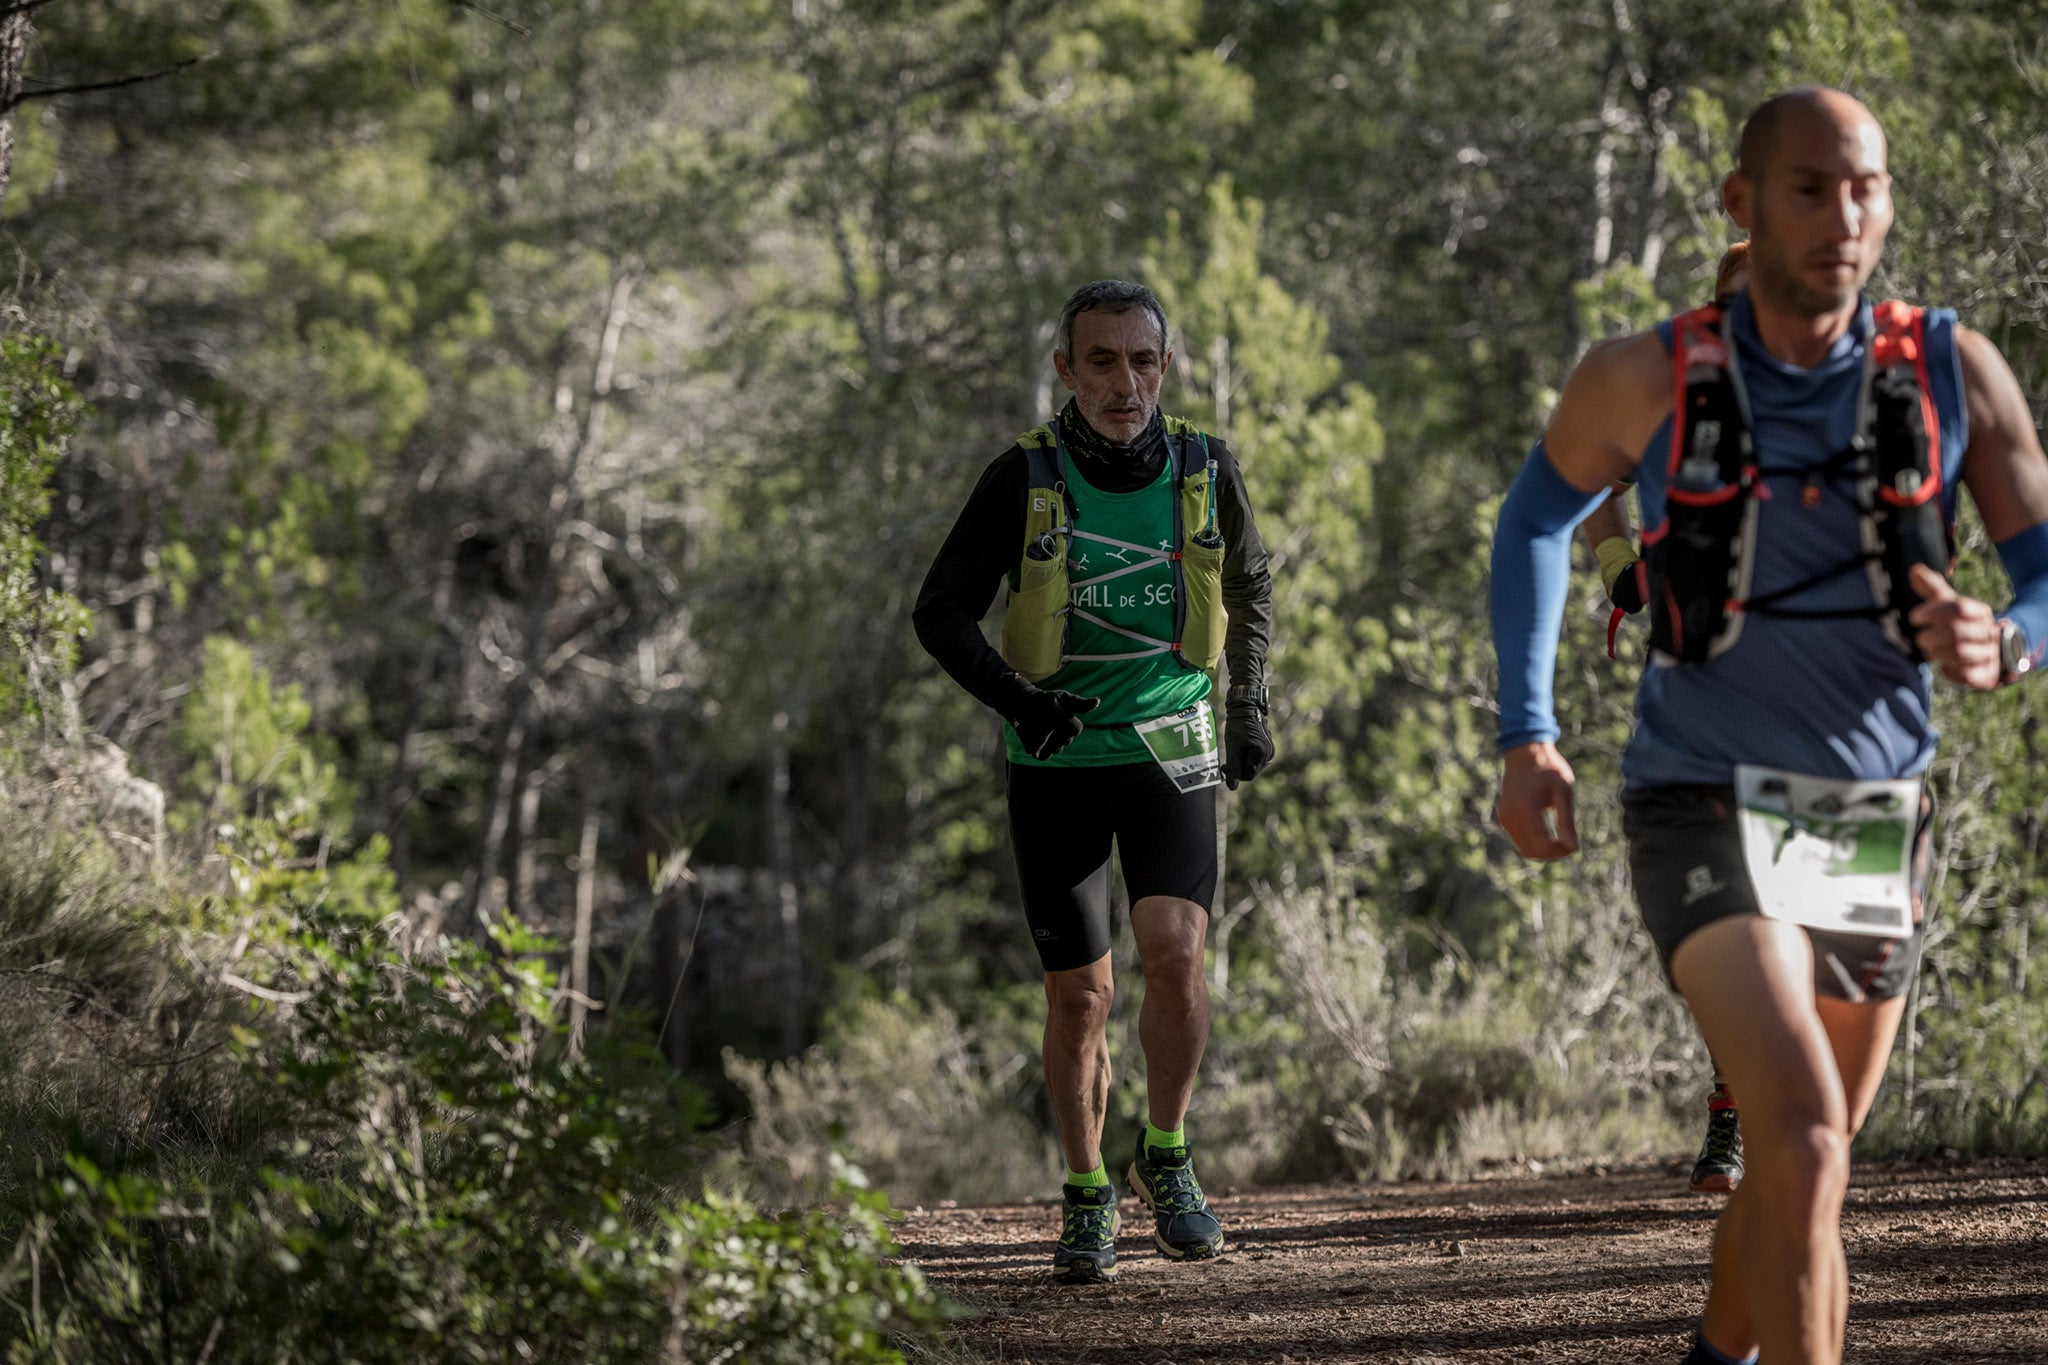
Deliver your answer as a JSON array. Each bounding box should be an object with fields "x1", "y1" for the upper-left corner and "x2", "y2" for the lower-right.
[
  {"x1": 0, "y1": 673, "x2": 937, "y2": 1359},
  {"x1": 726, "y1": 992, "x2": 1056, "y2": 1206},
  {"x1": 6, "y1": 889, "x2": 936, "y2": 1361},
  {"x1": 0, "y1": 0, "x2": 2045, "y2": 1244},
  {"x1": 0, "y1": 338, "x2": 88, "y2": 721}
]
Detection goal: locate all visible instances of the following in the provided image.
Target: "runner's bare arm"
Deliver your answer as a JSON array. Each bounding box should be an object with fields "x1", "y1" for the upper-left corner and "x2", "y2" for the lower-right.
[
  {"x1": 1956, "y1": 328, "x2": 2048, "y2": 543},
  {"x1": 1580, "y1": 494, "x2": 1629, "y2": 550},
  {"x1": 1915, "y1": 329, "x2": 2048, "y2": 687},
  {"x1": 1542, "y1": 331, "x2": 1672, "y2": 493}
]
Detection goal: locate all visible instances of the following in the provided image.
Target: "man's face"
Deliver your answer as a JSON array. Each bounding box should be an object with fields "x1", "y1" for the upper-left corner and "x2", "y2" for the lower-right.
[
  {"x1": 1727, "y1": 102, "x2": 1892, "y2": 318},
  {"x1": 1052, "y1": 307, "x2": 1171, "y2": 444}
]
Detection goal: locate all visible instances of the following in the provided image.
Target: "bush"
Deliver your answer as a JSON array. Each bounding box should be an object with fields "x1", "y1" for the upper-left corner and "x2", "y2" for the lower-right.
[
  {"x1": 0, "y1": 730, "x2": 939, "y2": 1361},
  {"x1": 725, "y1": 992, "x2": 1056, "y2": 1207},
  {"x1": 0, "y1": 336, "x2": 88, "y2": 723}
]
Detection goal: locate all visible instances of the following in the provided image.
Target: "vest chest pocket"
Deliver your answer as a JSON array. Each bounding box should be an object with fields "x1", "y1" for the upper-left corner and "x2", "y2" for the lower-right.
[
  {"x1": 1179, "y1": 535, "x2": 1226, "y2": 672},
  {"x1": 999, "y1": 534, "x2": 1068, "y2": 683}
]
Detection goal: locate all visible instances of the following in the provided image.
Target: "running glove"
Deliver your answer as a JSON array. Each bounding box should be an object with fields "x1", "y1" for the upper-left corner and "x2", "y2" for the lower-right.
[
  {"x1": 1223, "y1": 701, "x2": 1274, "y2": 790},
  {"x1": 1009, "y1": 686, "x2": 1101, "y2": 760}
]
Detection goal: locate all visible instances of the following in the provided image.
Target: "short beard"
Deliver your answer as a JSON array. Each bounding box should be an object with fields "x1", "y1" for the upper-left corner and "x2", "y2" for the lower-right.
[
  {"x1": 1752, "y1": 252, "x2": 1858, "y2": 317},
  {"x1": 1082, "y1": 400, "x2": 1152, "y2": 445},
  {"x1": 1749, "y1": 200, "x2": 1864, "y2": 317}
]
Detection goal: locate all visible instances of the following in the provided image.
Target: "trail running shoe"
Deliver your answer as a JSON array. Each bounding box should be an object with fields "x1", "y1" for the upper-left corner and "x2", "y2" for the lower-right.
[
  {"x1": 1689, "y1": 1096, "x2": 1744, "y2": 1194},
  {"x1": 1127, "y1": 1134, "x2": 1225, "y2": 1260},
  {"x1": 1052, "y1": 1182, "x2": 1120, "y2": 1283}
]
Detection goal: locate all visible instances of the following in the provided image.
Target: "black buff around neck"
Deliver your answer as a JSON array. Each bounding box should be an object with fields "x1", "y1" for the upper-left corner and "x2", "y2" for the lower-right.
[{"x1": 1057, "y1": 401, "x2": 1167, "y2": 493}]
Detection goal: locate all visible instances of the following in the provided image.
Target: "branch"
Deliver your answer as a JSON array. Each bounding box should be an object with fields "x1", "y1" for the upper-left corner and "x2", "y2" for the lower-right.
[
  {"x1": 8, "y1": 51, "x2": 214, "y2": 112},
  {"x1": 220, "y1": 972, "x2": 311, "y2": 1005},
  {"x1": 0, "y1": 0, "x2": 64, "y2": 21},
  {"x1": 449, "y1": 0, "x2": 531, "y2": 37}
]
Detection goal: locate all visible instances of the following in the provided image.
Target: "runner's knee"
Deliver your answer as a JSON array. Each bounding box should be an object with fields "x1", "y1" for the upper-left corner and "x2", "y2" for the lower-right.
[
  {"x1": 1139, "y1": 940, "x2": 1205, "y2": 996},
  {"x1": 1046, "y1": 972, "x2": 1115, "y2": 1027},
  {"x1": 1760, "y1": 1118, "x2": 1850, "y2": 1204}
]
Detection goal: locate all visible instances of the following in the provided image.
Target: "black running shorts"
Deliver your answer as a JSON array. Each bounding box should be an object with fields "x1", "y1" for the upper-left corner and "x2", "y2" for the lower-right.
[
  {"x1": 1622, "y1": 783, "x2": 1934, "y2": 1003},
  {"x1": 1005, "y1": 760, "x2": 1219, "y2": 973}
]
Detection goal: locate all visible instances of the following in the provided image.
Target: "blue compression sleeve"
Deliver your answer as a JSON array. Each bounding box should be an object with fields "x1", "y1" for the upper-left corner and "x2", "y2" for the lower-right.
[
  {"x1": 1490, "y1": 440, "x2": 1611, "y2": 751},
  {"x1": 1995, "y1": 520, "x2": 2048, "y2": 674}
]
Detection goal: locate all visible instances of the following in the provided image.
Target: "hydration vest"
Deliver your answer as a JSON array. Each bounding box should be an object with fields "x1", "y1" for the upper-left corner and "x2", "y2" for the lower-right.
[
  {"x1": 996, "y1": 416, "x2": 1227, "y2": 684},
  {"x1": 1642, "y1": 300, "x2": 1951, "y2": 666}
]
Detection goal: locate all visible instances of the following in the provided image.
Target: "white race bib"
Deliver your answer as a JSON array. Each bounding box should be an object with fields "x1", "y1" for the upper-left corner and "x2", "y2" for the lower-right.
[
  {"x1": 1134, "y1": 703, "x2": 1222, "y2": 794},
  {"x1": 1734, "y1": 766, "x2": 1920, "y2": 939}
]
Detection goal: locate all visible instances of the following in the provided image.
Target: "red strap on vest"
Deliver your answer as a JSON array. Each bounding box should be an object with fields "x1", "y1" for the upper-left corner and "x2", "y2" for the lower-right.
[
  {"x1": 1869, "y1": 300, "x2": 1942, "y2": 508},
  {"x1": 1665, "y1": 304, "x2": 1750, "y2": 508}
]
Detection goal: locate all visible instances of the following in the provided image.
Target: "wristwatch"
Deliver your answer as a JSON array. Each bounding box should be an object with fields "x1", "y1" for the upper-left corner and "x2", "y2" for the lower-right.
[
  {"x1": 1227, "y1": 682, "x2": 1270, "y2": 715},
  {"x1": 1998, "y1": 619, "x2": 2032, "y2": 686}
]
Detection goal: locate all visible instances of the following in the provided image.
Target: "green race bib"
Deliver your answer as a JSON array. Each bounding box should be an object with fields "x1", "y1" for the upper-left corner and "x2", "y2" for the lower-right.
[{"x1": 1734, "y1": 766, "x2": 1919, "y2": 938}]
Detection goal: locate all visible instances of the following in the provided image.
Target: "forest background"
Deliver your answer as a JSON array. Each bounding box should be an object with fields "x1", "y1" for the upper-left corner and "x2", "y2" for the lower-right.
[{"x1": 0, "y1": 0, "x2": 2044, "y2": 1356}]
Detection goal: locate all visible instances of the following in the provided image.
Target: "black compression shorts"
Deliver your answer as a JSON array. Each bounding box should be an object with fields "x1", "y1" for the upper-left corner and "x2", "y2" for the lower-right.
[
  {"x1": 1623, "y1": 783, "x2": 1934, "y2": 1003},
  {"x1": 1005, "y1": 760, "x2": 1218, "y2": 973}
]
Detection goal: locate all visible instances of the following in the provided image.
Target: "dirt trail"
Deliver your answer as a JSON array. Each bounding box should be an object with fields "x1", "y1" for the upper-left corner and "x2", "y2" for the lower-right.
[{"x1": 898, "y1": 1159, "x2": 2048, "y2": 1363}]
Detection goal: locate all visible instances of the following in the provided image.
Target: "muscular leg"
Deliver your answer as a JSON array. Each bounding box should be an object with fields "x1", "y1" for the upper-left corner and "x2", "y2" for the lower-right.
[
  {"x1": 1679, "y1": 920, "x2": 1908, "y2": 1365},
  {"x1": 1130, "y1": 895, "x2": 1210, "y2": 1131},
  {"x1": 1043, "y1": 953, "x2": 1115, "y2": 1173},
  {"x1": 1679, "y1": 917, "x2": 1845, "y2": 1365}
]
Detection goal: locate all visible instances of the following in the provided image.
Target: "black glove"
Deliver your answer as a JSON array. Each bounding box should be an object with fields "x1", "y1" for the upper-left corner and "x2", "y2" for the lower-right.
[
  {"x1": 1223, "y1": 700, "x2": 1275, "y2": 790},
  {"x1": 1609, "y1": 560, "x2": 1645, "y2": 615},
  {"x1": 1595, "y1": 537, "x2": 1646, "y2": 615},
  {"x1": 1010, "y1": 686, "x2": 1101, "y2": 760}
]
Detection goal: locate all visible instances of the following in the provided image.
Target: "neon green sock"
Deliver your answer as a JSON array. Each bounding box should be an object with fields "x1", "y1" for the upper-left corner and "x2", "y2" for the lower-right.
[
  {"x1": 1144, "y1": 1121, "x2": 1186, "y2": 1152},
  {"x1": 1065, "y1": 1164, "x2": 1109, "y2": 1189}
]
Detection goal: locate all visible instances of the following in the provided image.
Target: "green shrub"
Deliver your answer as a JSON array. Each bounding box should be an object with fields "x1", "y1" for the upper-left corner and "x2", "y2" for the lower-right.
[
  {"x1": 0, "y1": 886, "x2": 939, "y2": 1361},
  {"x1": 0, "y1": 681, "x2": 940, "y2": 1361},
  {"x1": 725, "y1": 992, "x2": 1056, "y2": 1207},
  {"x1": 0, "y1": 336, "x2": 89, "y2": 723}
]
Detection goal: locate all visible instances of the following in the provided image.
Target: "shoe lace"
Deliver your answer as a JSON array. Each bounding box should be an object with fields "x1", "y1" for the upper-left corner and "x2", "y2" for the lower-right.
[
  {"x1": 1700, "y1": 1109, "x2": 1742, "y2": 1167},
  {"x1": 1145, "y1": 1159, "x2": 1206, "y2": 1216},
  {"x1": 1061, "y1": 1199, "x2": 1113, "y2": 1245}
]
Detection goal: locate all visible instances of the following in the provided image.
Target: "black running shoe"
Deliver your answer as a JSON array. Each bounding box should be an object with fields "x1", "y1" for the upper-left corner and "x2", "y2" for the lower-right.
[
  {"x1": 1052, "y1": 1182, "x2": 1120, "y2": 1283},
  {"x1": 1689, "y1": 1100, "x2": 1743, "y2": 1194},
  {"x1": 1126, "y1": 1134, "x2": 1225, "y2": 1260}
]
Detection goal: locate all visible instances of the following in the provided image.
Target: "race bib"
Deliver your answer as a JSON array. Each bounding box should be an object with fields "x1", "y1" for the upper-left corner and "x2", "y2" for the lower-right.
[
  {"x1": 1733, "y1": 766, "x2": 1919, "y2": 939},
  {"x1": 1135, "y1": 702, "x2": 1222, "y2": 794}
]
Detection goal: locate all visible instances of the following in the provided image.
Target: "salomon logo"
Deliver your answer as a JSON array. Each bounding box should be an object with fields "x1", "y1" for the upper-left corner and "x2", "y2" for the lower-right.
[{"x1": 1683, "y1": 866, "x2": 1726, "y2": 906}]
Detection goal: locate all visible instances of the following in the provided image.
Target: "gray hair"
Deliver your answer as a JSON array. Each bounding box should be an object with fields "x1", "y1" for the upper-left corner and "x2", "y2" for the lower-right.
[{"x1": 1055, "y1": 279, "x2": 1169, "y2": 360}]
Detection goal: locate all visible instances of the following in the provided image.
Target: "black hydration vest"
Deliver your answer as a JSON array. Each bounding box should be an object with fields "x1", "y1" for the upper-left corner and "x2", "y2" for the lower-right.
[{"x1": 1643, "y1": 300, "x2": 1952, "y2": 666}]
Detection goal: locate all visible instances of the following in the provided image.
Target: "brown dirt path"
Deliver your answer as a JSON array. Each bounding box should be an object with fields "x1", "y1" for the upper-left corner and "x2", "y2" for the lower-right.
[{"x1": 898, "y1": 1159, "x2": 2048, "y2": 1363}]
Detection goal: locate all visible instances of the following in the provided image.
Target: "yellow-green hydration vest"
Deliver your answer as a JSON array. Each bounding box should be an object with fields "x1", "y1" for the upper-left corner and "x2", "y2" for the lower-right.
[{"x1": 997, "y1": 417, "x2": 1227, "y2": 767}]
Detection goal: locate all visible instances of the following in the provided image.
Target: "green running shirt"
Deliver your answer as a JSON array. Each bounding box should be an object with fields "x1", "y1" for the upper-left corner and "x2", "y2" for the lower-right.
[{"x1": 1005, "y1": 454, "x2": 1212, "y2": 767}]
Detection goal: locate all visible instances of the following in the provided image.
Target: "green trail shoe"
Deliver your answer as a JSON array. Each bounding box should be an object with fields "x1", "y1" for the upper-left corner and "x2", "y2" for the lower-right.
[
  {"x1": 1052, "y1": 1182, "x2": 1120, "y2": 1283},
  {"x1": 1126, "y1": 1134, "x2": 1225, "y2": 1260},
  {"x1": 1689, "y1": 1098, "x2": 1744, "y2": 1194}
]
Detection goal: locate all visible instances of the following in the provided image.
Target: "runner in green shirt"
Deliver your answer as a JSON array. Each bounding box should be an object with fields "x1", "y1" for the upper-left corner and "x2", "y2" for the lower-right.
[{"x1": 914, "y1": 279, "x2": 1275, "y2": 1282}]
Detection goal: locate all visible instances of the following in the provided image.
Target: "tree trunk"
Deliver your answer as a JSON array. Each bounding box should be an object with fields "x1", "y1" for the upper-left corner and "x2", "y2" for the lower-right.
[
  {"x1": 649, "y1": 883, "x2": 689, "y2": 1070},
  {"x1": 0, "y1": 11, "x2": 31, "y2": 210},
  {"x1": 568, "y1": 796, "x2": 599, "y2": 1058},
  {"x1": 464, "y1": 264, "x2": 636, "y2": 938},
  {"x1": 465, "y1": 702, "x2": 530, "y2": 934},
  {"x1": 767, "y1": 709, "x2": 804, "y2": 1055},
  {"x1": 511, "y1": 755, "x2": 546, "y2": 922},
  {"x1": 833, "y1": 652, "x2": 880, "y2": 968}
]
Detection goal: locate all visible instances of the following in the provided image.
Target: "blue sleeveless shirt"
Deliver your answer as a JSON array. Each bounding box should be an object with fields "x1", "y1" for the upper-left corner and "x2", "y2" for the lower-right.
[{"x1": 1622, "y1": 292, "x2": 1969, "y2": 791}]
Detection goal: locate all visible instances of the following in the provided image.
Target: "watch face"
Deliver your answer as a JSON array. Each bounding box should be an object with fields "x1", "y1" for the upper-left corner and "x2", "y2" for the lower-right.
[{"x1": 2001, "y1": 623, "x2": 2029, "y2": 678}]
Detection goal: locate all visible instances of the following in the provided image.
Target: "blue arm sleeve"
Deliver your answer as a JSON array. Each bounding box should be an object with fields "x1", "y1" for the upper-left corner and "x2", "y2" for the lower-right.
[
  {"x1": 1490, "y1": 441, "x2": 1612, "y2": 751},
  {"x1": 1995, "y1": 520, "x2": 2048, "y2": 674}
]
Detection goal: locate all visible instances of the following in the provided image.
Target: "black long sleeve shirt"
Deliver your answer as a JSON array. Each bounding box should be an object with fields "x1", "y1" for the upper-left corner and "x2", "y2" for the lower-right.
[{"x1": 913, "y1": 411, "x2": 1273, "y2": 721}]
